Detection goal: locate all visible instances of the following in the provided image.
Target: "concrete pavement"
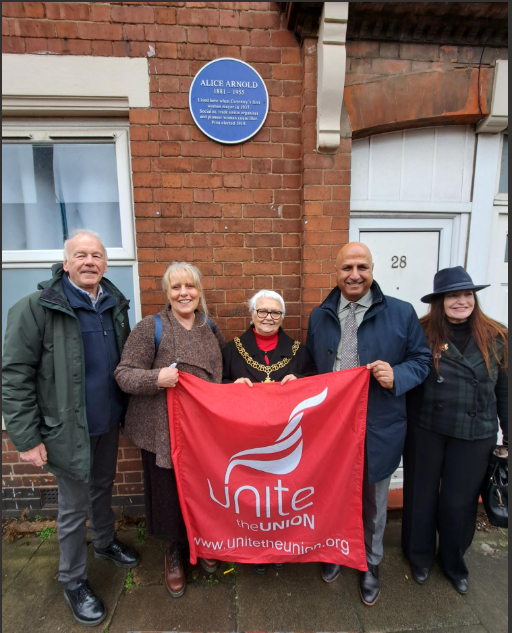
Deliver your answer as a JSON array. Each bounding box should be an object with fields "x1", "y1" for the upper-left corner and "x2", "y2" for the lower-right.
[{"x1": 2, "y1": 517, "x2": 507, "y2": 633}]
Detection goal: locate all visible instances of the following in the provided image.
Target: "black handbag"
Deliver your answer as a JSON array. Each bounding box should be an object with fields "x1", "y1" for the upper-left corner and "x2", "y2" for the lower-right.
[{"x1": 481, "y1": 447, "x2": 508, "y2": 528}]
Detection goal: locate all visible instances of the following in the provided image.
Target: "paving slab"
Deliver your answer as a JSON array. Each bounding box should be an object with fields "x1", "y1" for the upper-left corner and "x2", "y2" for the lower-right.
[
  {"x1": 107, "y1": 559, "x2": 237, "y2": 633},
  {"x1": 123, "y1": 529, "x2": 166, "y2": 587},
  {"x1": 2, "y1": 536, "x2": 42, "y2": 596},
  {"x1": 2, "y1": 533, "x2": 126, "y2": 633},
  {"x1": 1, "y1": 519, "x2": 508, "y2": 633},
  {"x1": 236, "y1": 560, "x2": 362, "y2": 632},
  {"x1": 461, "y1": 529, "x2": 509, "y2": 633},
  {"x1": 350, "y1": 522, "x2": 480, "y2": 633}
]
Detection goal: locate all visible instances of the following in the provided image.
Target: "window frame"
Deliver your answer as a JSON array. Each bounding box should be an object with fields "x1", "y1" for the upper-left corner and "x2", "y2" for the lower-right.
[
  {"x1": 2, "y1": 118, "x2": 136, "y2": 262},
  {"x1": 494, "y1": 131, "x2": 508, "y2": 206}
]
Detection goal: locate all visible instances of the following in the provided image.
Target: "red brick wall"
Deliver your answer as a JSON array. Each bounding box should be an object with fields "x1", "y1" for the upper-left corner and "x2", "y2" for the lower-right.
[
  {"x1": 3, "y1": 1, "x2": 304, "y2": 340},
  {"x1": 300, "y1": 38, "x2": 351, "y2": 333},
  {"x1": 2, "y1": 3, "x2": 506, "y2": 515},
  {"x1": 2, "y1": 1, "x2": 308, "y2": 516},
  {"x1": 2, "y1": 430, "x2": 145, "y2": 516}
]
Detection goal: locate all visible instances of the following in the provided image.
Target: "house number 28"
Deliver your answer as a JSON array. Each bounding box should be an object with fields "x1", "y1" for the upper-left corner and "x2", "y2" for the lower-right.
[{"x1": 391, "y1": 256, "x2": 407, "y2": 268}]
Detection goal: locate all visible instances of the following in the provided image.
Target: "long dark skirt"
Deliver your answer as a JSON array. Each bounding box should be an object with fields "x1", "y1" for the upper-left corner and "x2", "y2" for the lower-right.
[{"x1": 141, "y1": 449, "x2": 187, "y2": 543}]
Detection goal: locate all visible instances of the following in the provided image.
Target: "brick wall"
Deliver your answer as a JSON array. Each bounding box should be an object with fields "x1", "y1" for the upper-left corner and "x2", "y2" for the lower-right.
[
  {"x1": 2, "y1": 1, "x2": 309, "y2": 517},
  {"x1": 300, "y1": 38, "x2": 351, "y2": 331},
  {"x1": 3, "y1": 1, "x2": 304, "y2": 340},
  {"x1": 2, "y1": 3, "x2": 507, "y2": 516},
  {"x1": 2, "y1": 430, "x2": 145, "y2": 517}
]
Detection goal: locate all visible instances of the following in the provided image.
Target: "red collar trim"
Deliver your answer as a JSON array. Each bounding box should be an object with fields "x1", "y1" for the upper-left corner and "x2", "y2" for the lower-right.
[{"x1": 253, "y1": 328, "x2": 279, "y2": 352}]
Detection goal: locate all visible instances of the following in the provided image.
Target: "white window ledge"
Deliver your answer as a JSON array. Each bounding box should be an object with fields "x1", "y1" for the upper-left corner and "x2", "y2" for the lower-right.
[
  {"x1": 2, "y1": 95, "x2": 130, "y2": 117},
  {"x1": 2, "y1": 54, "x2": 150, "y2": 115}
]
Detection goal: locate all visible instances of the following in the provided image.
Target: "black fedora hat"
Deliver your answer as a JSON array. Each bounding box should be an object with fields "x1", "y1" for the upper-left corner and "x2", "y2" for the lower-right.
[{"x1": 421, "y1": 266, "x2": 490, "y2": 303}]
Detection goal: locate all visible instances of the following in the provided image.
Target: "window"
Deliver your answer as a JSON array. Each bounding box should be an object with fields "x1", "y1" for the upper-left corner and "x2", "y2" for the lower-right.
[
  {"x1": 2, "y1": 122, "x2": 136, "y2": 261},
  {"x1": 2, "y1": 120, "x2": 140, "y2": 336},
  {"x1": 3, "y1": 143, "x2": 122, "y2": 251}
]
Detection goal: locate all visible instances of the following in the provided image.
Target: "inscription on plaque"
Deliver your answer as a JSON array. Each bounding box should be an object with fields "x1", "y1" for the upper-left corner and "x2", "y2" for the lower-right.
[{"x1": 189, "y1": 58, "x2": 269, "y2": 144}]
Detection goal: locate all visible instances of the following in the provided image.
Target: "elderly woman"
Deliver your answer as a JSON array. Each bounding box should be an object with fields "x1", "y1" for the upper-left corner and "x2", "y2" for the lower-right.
[
  {"x1": 402, "y1": 267, "x2": 508, "y2": 595},
  {"x1": 222, "y1": 289, "x2": 315, "y2": 574},
  {"x1": 115, "y1": 262, "x2": 225, "y2": 599}
]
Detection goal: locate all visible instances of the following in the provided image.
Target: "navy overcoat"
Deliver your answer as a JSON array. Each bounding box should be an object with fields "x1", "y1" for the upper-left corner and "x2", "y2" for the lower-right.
[{"x1": 306, "y1": 281, "x2": 432, "y2": 484}]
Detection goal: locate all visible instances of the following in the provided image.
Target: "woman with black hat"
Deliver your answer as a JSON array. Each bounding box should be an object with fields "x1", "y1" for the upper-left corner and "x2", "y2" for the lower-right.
[{"x1": 401, "y1": 266, "x2": 508, "y2": 595}]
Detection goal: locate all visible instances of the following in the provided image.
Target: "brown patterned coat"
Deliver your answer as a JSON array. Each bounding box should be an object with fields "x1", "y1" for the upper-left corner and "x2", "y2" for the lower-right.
[{"x1": 114, "y1": 307, "x2": 225, "y2": 469}]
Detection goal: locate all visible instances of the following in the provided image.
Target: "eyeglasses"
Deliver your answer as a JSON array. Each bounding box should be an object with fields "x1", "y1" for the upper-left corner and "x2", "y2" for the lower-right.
[{"x1": 255, "y1": 310, "x2": 283, "y2": 319}]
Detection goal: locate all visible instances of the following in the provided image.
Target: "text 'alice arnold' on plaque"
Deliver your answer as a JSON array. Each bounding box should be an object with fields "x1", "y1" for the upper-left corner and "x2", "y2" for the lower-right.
[{"x1": 189, "y1": 58, "x2": 269, "y2": 145}]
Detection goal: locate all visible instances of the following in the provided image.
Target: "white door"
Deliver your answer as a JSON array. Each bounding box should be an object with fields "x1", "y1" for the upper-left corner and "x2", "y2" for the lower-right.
[
  {"x1": 360, "y1": 231, "x2": 440, "y2": 317},
  {"x1": 486, "y1": 210, "x2": 508, "y2": 325}
]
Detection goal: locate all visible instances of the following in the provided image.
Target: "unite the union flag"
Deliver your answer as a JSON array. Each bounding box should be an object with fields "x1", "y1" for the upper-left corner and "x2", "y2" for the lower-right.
[{"x1": 168, "y1": 367, "x2": 370, "y2": 570}]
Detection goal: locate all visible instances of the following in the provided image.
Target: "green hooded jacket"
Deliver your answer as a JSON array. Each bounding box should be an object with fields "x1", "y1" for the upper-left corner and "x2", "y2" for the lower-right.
[{"x1": 2, "y1": 264, "x2": 131, "y2": 482}]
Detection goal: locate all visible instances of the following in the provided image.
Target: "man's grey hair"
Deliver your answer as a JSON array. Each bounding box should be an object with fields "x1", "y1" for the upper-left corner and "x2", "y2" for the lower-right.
[
  {"x1": 248, "y1": 290, "x2": 286, "y2": 317},
  {"x1": 63, "y1": 229, "x2": 108, "y2": 261}
]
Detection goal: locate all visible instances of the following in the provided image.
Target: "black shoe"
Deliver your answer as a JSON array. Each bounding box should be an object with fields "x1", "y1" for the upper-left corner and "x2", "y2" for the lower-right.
[
  {"x1": 273, "y1": 563, "x2": 284, "y2": 570},
  {"x1": 451, "y1": 577, "x2": 468, "y2": 595},
  {"x1": 253, "y1": 564, "x2": 267, "y2": 575},
  {"x1": 360, "y1": 564, "x2": 380, "y2": 606},
  {"x1": 321, "y1": 563, "x2": 341, "y2": 583},
  {"x1": 411, "y1": 565, "x2": 430, "y2": 585},
  {"x1": 63, "y1": 580, "x2": 106, "y2": 627},
  {"x1": 94, "y1": 534, "x2": 140, "y2": 568}
]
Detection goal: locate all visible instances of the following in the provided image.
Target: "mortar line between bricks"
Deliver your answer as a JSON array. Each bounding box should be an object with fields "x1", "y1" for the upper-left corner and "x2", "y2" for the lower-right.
[{"x1": 2, "y1": 535, "x2": 44, "y2": 597}]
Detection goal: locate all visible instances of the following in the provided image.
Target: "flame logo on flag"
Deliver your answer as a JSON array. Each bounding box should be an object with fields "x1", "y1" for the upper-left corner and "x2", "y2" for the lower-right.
[{"x1": 208, "y1": 388, "x2": 328, "y2": 508}]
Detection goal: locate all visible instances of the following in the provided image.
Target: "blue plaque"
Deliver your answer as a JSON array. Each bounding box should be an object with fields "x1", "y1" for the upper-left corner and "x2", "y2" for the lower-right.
[{"x1": 189, "y1": 58, "x2": 269, "y2": 144}]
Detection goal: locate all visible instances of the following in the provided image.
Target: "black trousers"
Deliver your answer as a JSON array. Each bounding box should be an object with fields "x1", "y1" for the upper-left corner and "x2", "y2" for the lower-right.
[{"x1": 401, "y1": 422, "x2": 495, "y2": 581}]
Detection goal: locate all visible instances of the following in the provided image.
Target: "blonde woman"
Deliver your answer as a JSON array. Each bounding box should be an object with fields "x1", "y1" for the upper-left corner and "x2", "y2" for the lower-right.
[{"x1": 115, "y1": 262, "x2": 225, "y2": 598}]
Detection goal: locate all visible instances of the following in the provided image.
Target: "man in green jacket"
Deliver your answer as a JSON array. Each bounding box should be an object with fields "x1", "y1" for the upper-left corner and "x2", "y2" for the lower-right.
[{"x1": 2, "y1": 229, "x2": 139, "y2": 627}]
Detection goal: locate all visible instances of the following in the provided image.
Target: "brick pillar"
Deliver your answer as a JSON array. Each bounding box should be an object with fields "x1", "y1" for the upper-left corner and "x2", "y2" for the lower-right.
[{"x1": 300, "y1": 38, "x2": 351, "y2": 340}]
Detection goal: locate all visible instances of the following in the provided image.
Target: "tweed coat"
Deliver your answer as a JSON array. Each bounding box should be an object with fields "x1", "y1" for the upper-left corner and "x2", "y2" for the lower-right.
[
  {"x1": 115, "y1": 307, "x2": 225, "y2": 469},
  {"x1": 306, "y1": 281, "x2": 432, "y2": 484},
  {"x1": 222, "y1": 327, "x2": 315, "y2": 384},
  {"x1": 407, "y1": 336, "x2": 508, "y2": 442}
]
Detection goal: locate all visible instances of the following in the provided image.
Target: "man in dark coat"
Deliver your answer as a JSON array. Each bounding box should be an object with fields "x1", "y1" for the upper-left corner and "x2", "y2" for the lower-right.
[
  {"x1": 2, "y1": 229, "x2": 140, "y2": 627},
  {"x1": 306, "y1": 242, "x2": 431, "y2": 606}
]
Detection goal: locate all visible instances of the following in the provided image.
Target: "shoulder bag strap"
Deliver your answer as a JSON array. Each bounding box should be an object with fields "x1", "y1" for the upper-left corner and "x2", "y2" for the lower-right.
[{"x1": 154, "y1": 313, "x2": 162, "y2": 354}]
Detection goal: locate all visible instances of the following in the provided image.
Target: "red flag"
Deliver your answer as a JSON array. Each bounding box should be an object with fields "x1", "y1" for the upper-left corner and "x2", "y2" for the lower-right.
[{"x1": 168, "y1": 367, "x2": 369, "y2": 570}]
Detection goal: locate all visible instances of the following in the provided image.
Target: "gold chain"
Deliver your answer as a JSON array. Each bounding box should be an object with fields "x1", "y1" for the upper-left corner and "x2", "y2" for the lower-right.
[{"x1": 233, "y1": 337, "x2": 300, "y2": 383}]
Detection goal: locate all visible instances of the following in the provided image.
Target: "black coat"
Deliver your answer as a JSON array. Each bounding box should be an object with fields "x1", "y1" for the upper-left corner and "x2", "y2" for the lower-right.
[
  {"x1": 222, "y1": 327, "x2": 315, "y2": 384},
  {"x1": 306, "y1": 281, "x2": 432, "y2": 483},
  {"x1": 407, "y1": 336, "x2": 508, "y2": 442}
]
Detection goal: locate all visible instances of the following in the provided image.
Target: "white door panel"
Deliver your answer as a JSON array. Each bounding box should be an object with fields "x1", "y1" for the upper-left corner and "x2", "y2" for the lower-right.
[
  {"x1": 358, "y1": 231, "x2": 440, "y2": 317},
  {"x1": 485, "y1": 210, "x2": 508, "y2": 325},
  {"x1": 352, "y1": 126, "x2": 475, "y2": 206}
]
